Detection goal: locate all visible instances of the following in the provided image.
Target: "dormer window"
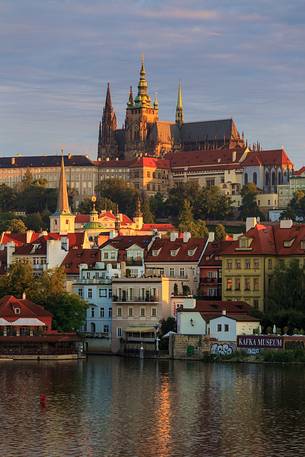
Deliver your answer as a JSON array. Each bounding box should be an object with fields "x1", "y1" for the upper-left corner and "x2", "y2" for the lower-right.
[
  {"x1": 152, "y1": 250, "x2": 159, "y2": 257},
  {"x1": 170, "y1": 249, "x2": 179, "y2": 257},
  {"x1": 188, "y1": 248, "x2": 197, "y2": 256},
  {"x1": 301, "y1": 240, "x2": 305, "y2": 250},
  {"x1": 237, "y1": 236, "x2": 252, "y2": 250},
  {"x1": 284, "y1": 238, "x2": 295, "y2": 248},
  {"x1": 14, "y1": 307, "x2": 20, "y2": 315}
]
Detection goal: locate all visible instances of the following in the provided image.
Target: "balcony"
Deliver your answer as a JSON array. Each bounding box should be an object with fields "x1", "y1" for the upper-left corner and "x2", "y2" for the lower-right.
[
  {"x1": 113, "y1": 295, "x2": 159, "y2": 303},
  {"x1": 201, "y1": 277, "x2": 219, "y2": 285},
  {"x1": 126, "y1": 258, "x2": 143, "y2": 267}
]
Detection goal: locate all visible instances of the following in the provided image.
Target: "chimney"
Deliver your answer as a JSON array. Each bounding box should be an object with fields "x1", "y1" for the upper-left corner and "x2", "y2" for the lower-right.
[
  {"x1": 246, "y1": 217, "x2": 257, "y2": 232},
  {"x1": 232, "y1": 150, "x2": 236, "y2": 162},
  {"x1": 222, "y1": 309, "x2": 227, "y2": 315},
  {"x1": 280, "y1": 219, "x2": 293, "y2": 229},
  {"x1": 11, "y1": 157, "x2": 16, "y2": 165},
  {"x1": 26, "y1": 230, "x2": 34, "y2": 244},
  {"x1": 22, "y1": 292, "x2": 26, "y2": 300},
  {"x1": 183, "y1": 232, "x2": 191, "y2": 243},
  {"x1": 170, "y1": 232, "x2": 178, "y2": 242}
]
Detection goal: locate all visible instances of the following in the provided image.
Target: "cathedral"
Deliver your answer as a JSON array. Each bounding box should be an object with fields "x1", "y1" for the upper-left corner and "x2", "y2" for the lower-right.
[{"x1": 97, "y1": 58, "x2": 245, "y2": 160}]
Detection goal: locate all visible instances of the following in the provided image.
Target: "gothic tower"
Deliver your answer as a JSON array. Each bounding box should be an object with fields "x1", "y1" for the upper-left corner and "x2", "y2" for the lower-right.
[
  {"x1": 50, "y1": 154, "x2": 75, "y2": 234},
  {"x1": 175, "y1": 81, "x2": 184, "y2": 127},
  {"x1": 124, "y1": 56, "x2": 159, "y2": 159},
  {"x1": 98, "y1": 83, "x2": 118, "y2": 159}
]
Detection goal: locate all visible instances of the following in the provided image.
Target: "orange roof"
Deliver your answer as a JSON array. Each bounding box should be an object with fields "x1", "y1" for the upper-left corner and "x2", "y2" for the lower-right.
[
  {"x1": 166, "y1": 148, "x2": 245, "y2": 170},
  {"x1": 145, "y1": 237, "x2": 207, "y2": 263},
  {"x1": 294, "y1": 166, "x2": 305, "y2": 176},
  {"x1": 242, "y1": 148, "x2": 294, "y2": 168},
  {"x1": 62, "y1": 248, "x2": 100, "y2": 275},
  {"x1": 0, "y1": 295, "x2": 53, "y2": 321}
]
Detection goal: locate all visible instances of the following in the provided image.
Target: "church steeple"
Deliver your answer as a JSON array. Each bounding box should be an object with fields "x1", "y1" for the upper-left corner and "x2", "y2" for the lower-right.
[
  {"x1": 57, "y1": 154, "x2": 70, "y2": 214},
  {"x1": 175, "y1": 81, "x2": 184, "y2": 126},
  {"x1": 98, "y1": 83, "x2": 118, "y2": 159},
  {"x1": 127, "y1": 86, "x2": 134, "y2": 108},
  {"x1": 49, "y1": 152, "x2": 75, "y2": 234}
]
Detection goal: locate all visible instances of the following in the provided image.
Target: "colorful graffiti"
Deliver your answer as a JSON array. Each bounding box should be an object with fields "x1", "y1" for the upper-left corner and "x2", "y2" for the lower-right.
[{"x1": 210, "y1": 342, "x2": 235, "y2": 356}]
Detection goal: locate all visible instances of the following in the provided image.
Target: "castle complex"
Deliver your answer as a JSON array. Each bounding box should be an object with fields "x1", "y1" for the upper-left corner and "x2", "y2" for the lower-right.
[{"x1": 97, "y1": 58, "x2": 245, "y2": 160}]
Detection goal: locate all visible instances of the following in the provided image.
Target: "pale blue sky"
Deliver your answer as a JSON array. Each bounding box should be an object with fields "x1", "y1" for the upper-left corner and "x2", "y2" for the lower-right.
[{"x1": 1, "y1": 0, "x2": 305, "y2": 166}]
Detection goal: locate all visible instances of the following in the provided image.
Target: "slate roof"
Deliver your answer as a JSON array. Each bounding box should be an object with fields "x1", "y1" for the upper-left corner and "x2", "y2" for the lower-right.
[
  {"x1": 180, "y1": 119, "x2": 239, "y2": 143},
  {"x1": 0, "y1": 155, "x2": 95, "y2": 168}
]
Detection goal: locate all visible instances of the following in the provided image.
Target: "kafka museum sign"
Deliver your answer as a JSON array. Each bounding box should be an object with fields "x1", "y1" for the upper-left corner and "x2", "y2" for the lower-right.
[{"x1": 237, "y1": 335, "x2": 283, "y2": 349}]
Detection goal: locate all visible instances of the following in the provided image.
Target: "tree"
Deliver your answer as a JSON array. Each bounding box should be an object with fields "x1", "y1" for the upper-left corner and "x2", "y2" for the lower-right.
[
  {"x1": 0, "y1": 265, "x2": 87, "y2": 331},
  {"x1": 191, "y1": 219, "x2": 209, "y2": 238},
  {"x1": 178, "y1": 199, "x2": 194, "y2": 232},
  {"x1": 0, "y1": 184, "x2": 17, "y2": 211},
  {"x1": 149, "y1": 192, "x2": 166, "y2": 219},
  {"x1": 283, "y1": 190, "x2": 305, "y2": 221},
  {"x1": 195, "y1": 186, "x2": 233, "y2": 220},
  {"x1": 141, "y1": 197, "x2": 155, "y2": 223},
  {"x1": 267, "y1": 260, "x2": 305, "y2": 312},
  {"x1": 240, "y1": 183, "x2": 264, "y2": 220},
  {"x1": 96, "y1": 179, "x2": 139, "y2": 216},
  {"x1": 215, "y1": 224, "x2": 227, "y2": 241},
  {"x1": 25, "y1": 213, "x2": 43, "y2": 231},
  {"x1": 78, "y1": 196, "x2": 116, "y2": 214},
  {"x1": 8, "y1": 218, "x2": 27, "y2": 233}
]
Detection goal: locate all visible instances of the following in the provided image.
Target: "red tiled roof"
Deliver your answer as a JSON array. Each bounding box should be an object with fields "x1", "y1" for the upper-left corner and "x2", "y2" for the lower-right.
[
  {"x1": 0, "y1": 231, "x2": 41, "y2": 246},
  {"x1": 61, "y1": 248, "x2": 100, "y2": 275},
  {"x1": 141, "y1": 223, "x2": 175, "y2": 231},
  {"x1": 145, "y1": 237, "x2": 207, "y2": 263},
  {"x1": 242, "y1": 148, "x2": 294, "y2": 168},
  {"x1": 294, "y1": 166, "x2": 305, "y2": 176},
  {"x1": 100, "y1": 235, "x2": 153, "y2": 251},
  {"x1": 166, "y1": 148, "x2": 245, "y2": 170},
  {"x1": 199, "y1": 240, "x2": 233, "y2": 267},
  {"x1": 273, "y1": 224, "x2": 305, "y2": 256},
  {"x1": 13, "y1": 232, "x2": 85, "y2": 257},
  {"x1": 0, "y1": 295, "x2": 53, "y2": 321},
  {"x1": 221, "y1": 224, "x2": 276, "y2": 256}
]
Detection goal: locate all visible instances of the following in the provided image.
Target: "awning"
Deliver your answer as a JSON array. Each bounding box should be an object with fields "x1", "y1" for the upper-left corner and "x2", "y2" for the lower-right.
[
  {"x1": 125, "y1": 326, "x2": 156, "y2": 333},
  {"x1": 0, "y1": 318, "x2": 9, "y2": 326},
  {"x1": 10, "y1": 318, "x2": 46, "y2": 326}
]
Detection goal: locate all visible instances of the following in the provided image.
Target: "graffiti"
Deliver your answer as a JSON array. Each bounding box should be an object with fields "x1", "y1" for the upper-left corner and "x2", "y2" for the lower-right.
[{"x1": 210, "y1": 343, "x2": 235, "y2": 356}]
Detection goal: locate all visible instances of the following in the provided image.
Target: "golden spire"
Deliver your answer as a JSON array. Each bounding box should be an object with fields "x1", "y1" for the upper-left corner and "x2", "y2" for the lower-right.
[
  {"x1": 176, "y1": 81, "x2": 184, "y2": 126},
  {"x1": 56, "y1": 151, "x2": 71, "y2": 214}
]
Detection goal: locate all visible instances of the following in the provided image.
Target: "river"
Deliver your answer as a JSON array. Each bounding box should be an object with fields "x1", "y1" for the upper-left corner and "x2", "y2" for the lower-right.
[{"x1": 1, "y1": 356, "x2": 305, "y2": 457}]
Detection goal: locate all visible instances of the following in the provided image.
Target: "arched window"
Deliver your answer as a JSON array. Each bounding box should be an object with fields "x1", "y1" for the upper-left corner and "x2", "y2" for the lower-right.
[
  {"x1": 272, "y1": 171, "x2": 276, "y2": 186},
  {"x1": 244, "y1": 173, "x2": 248, "y2": 185},
  {"x1": 278, "y1": 170, "x2": 282, "y2": 184},
  {"x1": 265, "y1": 171, "x2": 270, "y2": 186},
  {"x1": 253, "y1": 172, "x2": 257, "y2": 185}
]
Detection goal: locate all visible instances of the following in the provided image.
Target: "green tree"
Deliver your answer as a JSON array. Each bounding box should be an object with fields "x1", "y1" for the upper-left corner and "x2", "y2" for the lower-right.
[
  {"x1": 178, "y1": 199, "x2": 194, "y2": 232},
  {"x1": 149, "y1": 192, "x2": 166, "y2": 219},
  {"x1": 283, "y1": 190, "x2": 305, "y2": 221},
  {"x1": 0, "y1": 263, "x2": 34, "y2": 297},
  {"x1": 78, "y1": 196, "x2": 116, "y2": 214},
  {"x1": 240, "y1": 183, "x2": 264, "y2": 220},
  {"x1": 8, "y1": 218, "x2": 27, "y2": 233},
  {"x1": 96, "y1": 179, "x2": 139, "y2": 216},
  {"x1": 141, "y1": 197, "x2": 155, "y2": 223},
  {"x1": 191, "y1": 219, "x2": 209, "y2": 238},
  {"x1": 195, "y1": 186, "x2": 233, "y2": 220},
  {"x1": 0, "y1": 184, "x2": 17, "y2": 211},
  {"x1": 42, "y1": 292, "x2": 87, "y2": 332},
  {"x1": 215, "y1": 223, "x2": 227, "y2": 241},
  {"x1": 25, "y1": 213, "x2": 43, "y2": 231}
]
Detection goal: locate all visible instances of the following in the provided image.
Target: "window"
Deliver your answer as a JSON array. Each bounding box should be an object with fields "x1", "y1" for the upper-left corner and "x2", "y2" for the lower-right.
[
  {"x1": 117, "y1": 307, "x2": 122, "y2": 317},
  {"x1": 169, "y1": 268, "x2": 175, "y2": 277},
  {"x1": 253, "y1": 259, "x2": 259, "y2": 269},
  {"x1": 208, "y1": 288, "x2": 217, "y2": 297},
  {"x1": 226, "y1": 279, "x2": 232, "y2": 291},
  {"x1": 128, "y1": 307, "x2": 133, "y2": 317},
  {"x1": 253, "y1": 172, "x2": 257, "y2": 185},
  {"x1": 179, "y1": 268, "x2": 185, "y2": 278},
  {"x1": 227, "y1": 261, "x2": 232, "y2": 270},
  {"x1": 109, "y1": 308, "x2": 112, "y2": 318},
  {"x1": 235, "y1": 260, "x2": 241, "y2": 269},
  {"x1": 117, "y1": 327, "x2": 122, "y2": 337},
  {"x1": 253, "y1": 278, "x2": 259, "y2": 291},
  {"x1": 14, "y1": 307, "x2": 20, "y2": 315},
  {"x1": 151, "y1": 307, "x2": 157, "y2": 317},
  {"x1": 217, "y1": 324, "x2": 222, "y2": 332},
  {"x1": 100, "y1": 307, "x2": 105, "y2": 318},
  {"x1": 253, "y1": 299, "x2": 259, "y2": 309},
  {"x1": 235, "y1": 278, "x2": 240, "y2": 291},
  {"x1": 245, "y1": 278, "x2": 251, "y2": 291},
  {"x1": 224, "y1": 324, "x2": 229, "y2": 332},
  {"x1": 103, "y1": 325, "x2": 109, "y2": 333},
  {"x1": 78, "y1": 288, "x2": 83, "y2": 297},
  {"x1": 244, "y1": 173, "x2": 248, "y2": 185},
  {"x1": 91, "y1": 307, "x2": 95, "y2": 318},
  {"x1": 140, "y1": 307, "x2": 145, "y2": 317},
  {"x1": 245, "y1": 259, "x2": 251, "y2": 269},
  {"x1": 99, "y1": 289, "x2": 107, "y2": 297},
  {"x1": 109, "y1": 289, "x2": 112, "y2": 298},
  {"x1": 87, "y1": 272, "x2": 90, "y2": 279},
  {"x1": 88, "y1": 288, "x2": 93, "y2": 299},
  {"x1": 268, "y1": 259, "x2": 273, "y2": 269}
]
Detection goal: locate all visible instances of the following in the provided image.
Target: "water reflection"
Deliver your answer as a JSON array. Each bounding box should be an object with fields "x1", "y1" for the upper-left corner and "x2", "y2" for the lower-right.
[{"x1": 1, "y1": 359, "x2": 305, "y2": 456}]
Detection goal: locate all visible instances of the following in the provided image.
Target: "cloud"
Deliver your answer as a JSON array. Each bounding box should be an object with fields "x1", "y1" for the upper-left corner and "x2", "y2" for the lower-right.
[{"x1": 137, "y1": 8, "x2": 219, "y2": 20}]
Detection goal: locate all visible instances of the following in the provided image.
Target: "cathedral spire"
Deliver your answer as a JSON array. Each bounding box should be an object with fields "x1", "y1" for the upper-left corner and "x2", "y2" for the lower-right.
[
  {"x1": 134, "y1": 55, "x2": 151, "y2": 108},
  {"x1": 127, "y1": 85, "x2": 134, "y2": 108},
  {"x1": 57, "y1": 152, "x2": 70, "y2": 214},
  {"x1": 98, "y1": 82, "x2": 118, "y2": 159},
  {"x1": 175, "y1": 81, "x2": 184, "y2": 126}
]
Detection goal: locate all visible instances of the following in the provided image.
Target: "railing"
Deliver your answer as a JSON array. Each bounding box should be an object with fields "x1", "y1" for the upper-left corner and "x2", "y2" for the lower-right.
[
  {"x1": 113, "y1": 296, "x2": 159, "y2": 303},
  {"x1": 201, "y1": 277, "x2": 220, "y2": 284},
  {"x1": 126, "y1": 259, "x2": 143, "y2": 267},
  {"x1": 80, "y1": 332, "x2": 110, "y2": 339}
]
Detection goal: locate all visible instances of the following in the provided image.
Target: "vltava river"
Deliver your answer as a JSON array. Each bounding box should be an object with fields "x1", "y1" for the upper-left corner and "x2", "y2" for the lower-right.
[{"x1": 1, "y1": 356, "x2": 305, "y2": 457}]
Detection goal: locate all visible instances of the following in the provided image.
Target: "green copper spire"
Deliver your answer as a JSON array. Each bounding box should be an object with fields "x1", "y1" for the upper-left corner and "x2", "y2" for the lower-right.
[
  {"x1": 175, "y1": 81, "x2": 184, "y2": 126},
  {"x1": 134, "y1": 54, "x2": 152, "y2": 108},
  {"x1": 127, "y1": 85, "x2": 134, "y2": 108}
]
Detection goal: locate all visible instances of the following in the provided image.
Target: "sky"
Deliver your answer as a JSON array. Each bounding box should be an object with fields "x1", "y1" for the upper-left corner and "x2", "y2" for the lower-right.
[{"x1": 1, "y1": 0, "x2": 305, "y2": 167}]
